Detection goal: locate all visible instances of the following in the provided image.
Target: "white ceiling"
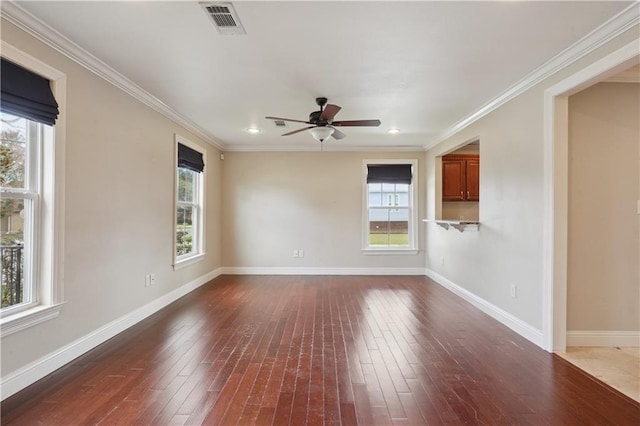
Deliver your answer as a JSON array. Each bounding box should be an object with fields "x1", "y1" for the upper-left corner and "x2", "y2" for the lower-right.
[{"x1": 11, "y1": 1, "x2": 634, "y2": 150}]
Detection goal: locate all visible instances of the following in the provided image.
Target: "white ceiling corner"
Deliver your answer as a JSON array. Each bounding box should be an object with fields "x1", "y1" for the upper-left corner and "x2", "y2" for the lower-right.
[{"x1": 0, "y1": 1, "x2": 226, "y2": 150}]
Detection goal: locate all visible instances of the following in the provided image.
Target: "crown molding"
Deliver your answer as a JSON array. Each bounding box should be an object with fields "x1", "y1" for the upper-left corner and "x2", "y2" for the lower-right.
[
  {"x1": 224, "y1": 144, "x2": 425, "y2": 153},
  {"x1": 0, "y1": 1, "x2": 226, "y2": 151},
  {"x1": 423, "y1": 3, "x2": 640, "y2": 151}
]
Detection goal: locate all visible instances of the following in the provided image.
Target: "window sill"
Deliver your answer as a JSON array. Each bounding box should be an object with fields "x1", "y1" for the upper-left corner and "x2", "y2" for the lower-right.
[
  {"x1": 363, "y1": 249, "x2": 419, "y2": 255},
  {"x1": 174, "y1": 252, "x2": 206, "y2": 270},
  {"x1": 0, "y1": 302, "x2": 65, "y2": 338}
]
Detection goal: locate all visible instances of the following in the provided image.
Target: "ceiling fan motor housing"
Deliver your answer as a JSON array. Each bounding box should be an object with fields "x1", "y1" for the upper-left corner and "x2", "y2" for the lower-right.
[
  {"x1": 309, "y1": 110, "x2": 324, "y2": 124},
  {"x1": 310, "y1": 97, "x2": 329, "y2": 124}
]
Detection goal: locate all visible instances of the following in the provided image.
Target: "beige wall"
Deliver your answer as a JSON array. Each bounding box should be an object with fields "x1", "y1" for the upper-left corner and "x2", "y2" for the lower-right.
[
  {"x1": 425, "y1": 27, "x2": 639, "y2": 331},
  {"x1": 1, "y1": 20, "x2": 222, "y2": 376},
  {"x1": 567, "y1": 82, "x2": 640, "y2": 331},
  {"x1": 449, "y1": 143, "x2": 480, "y2": 155},
  {"x1": 442, "y1": 201, "x2": 479, "y2": 221},
  {"x1": 222, "y1": 151, "x2": 426, "y2": 269}
]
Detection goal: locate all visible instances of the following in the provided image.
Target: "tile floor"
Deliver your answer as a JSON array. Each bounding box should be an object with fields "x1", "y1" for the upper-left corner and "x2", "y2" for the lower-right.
[{"x1": 557, "y1": 346, "x2": 639, "y2": 402}]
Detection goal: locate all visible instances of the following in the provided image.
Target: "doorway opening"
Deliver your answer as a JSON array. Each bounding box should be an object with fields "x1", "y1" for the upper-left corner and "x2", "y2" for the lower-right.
[{"x1": 543, "y1": 41, "x2": 639, "y2": 400}]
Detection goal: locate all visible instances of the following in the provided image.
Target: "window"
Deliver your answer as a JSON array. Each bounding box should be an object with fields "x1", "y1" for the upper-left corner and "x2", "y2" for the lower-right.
[
  {"x1": 174, "y1": 135, "x2": 205, "y2": 269},
  {"x1": 363, "y1": 160, "x2": 418, "y2": 253},
  {"x1": 1, "y1": 113, "x2": 38, "y2": 311},
  {"x1": 0, "y1": 45, "x2": 66, "y2": 337}
]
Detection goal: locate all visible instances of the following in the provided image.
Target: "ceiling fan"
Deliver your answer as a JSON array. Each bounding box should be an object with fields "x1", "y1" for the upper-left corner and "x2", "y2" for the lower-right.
[{"x1": 266, "y1": 97, "x2": 381, "y2": 142}]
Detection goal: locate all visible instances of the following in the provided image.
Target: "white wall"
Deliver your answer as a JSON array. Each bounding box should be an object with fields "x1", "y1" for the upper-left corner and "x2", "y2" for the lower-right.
[
  {"x1": 1, "y1": 20, "x2": 222, "y2": 379},
  {"x1": 222, "y1": 151, "x2": 425, "y2": 271},
  {"x1": 567, "y1": 82, "x2": 639, "y2": 332},
  {"x1": 425, "y1": 27, "x2": 639, "y2": 335}
]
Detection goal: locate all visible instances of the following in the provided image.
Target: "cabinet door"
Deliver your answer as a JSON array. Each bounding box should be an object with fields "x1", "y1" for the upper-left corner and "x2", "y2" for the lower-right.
[
  {"x1": 466, "y1": 159, "x2": 480, "y2": 201},
  {"x1": 442, "y1": 160, "x2": 465, "y2": 201}
]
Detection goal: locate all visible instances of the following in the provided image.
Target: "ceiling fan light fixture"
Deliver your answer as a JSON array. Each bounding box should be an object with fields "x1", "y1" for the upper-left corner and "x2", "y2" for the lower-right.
[
  {"x1": 309, "y1": 126, "x2": 334, "y2": 142},
  {"x1": 246, "y1": 127, "x2": 261, "y2": 134},
  {"x1": 387, "y1": 128, "x2": 400, "y2": 134}
]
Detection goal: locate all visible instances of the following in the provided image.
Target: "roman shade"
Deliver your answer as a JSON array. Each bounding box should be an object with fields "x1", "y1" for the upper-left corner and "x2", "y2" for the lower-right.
[
  {"x1": 1, "y1": 58, "x2": 59, "y2": 126},
  {"x1": 367, "y1": 164, "x2": 412, "y2": 184},
  {"x1": 178, "y1": 143, "x2": 205, "y2": 173}
]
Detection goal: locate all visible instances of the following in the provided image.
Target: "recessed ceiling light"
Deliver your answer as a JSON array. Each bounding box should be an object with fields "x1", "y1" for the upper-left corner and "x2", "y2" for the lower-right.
[
  {"x1": 387, "y1": 128, "x2": 400, "y2": 134},
  {"x1": 246, "y1": 127, "x2": 261, "y2": 134}
]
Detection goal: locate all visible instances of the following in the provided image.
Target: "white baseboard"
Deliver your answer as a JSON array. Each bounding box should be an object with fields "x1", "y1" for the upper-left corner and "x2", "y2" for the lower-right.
[
  {"x1": 221, "y1": 266, "x2": 427, "y2": 276},
  {"x1": 425, "y1": 268, "x2": 544, "y2": 348},
  {"x1": 567, "y1": 330, "x2": 640, "y2": 347},
  {"x1": 0, "y1": 267, "x2": 223, "y2": 401}
]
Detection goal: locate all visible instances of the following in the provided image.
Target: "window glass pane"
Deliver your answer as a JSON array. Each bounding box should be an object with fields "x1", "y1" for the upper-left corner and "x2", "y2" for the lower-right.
[
  {"x1": 178, "y1": 167, "x2": 194, "y2": 203},
  {"x1": 1, "y1": 198, "x2": 25, "y2": 308},
  {"x1": 381, "y1": 183, "x2": 395, "y2": 193},
  {"x1": 389, "y1": 208, "x2": 409, "y2": 247},
  {"x1": 381, "y1": 184, "x2": 396, "y2": 206},
  {"x1": 1, "y1": 113, "x2": 27, "y2": 189},
  {"x1": 176, "y1": 205, "x2": 193, "y2": 256},
  {"x1": 367, "y1": 183, "x2": 382, "y2": 207},
  {"x1": 368, "y1": 207, "x2": 409, "y2": 248},
  {"x1": 368, "y1": 208, "x2": 389, "y2": 247},
  {"x1": 395, "y1": 184, "x2": 409, "y2": 207}
]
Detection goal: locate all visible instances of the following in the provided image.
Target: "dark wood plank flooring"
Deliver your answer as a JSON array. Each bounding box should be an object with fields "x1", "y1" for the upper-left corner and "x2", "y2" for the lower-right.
[{"x1": 2, "y1": 275, "x2": 639, "y2": 425}]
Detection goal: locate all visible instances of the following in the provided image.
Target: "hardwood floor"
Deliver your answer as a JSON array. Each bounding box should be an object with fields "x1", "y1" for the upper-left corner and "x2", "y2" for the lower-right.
[{"x1": 2, "y1": 275, "x2": 639, "y2": 425}]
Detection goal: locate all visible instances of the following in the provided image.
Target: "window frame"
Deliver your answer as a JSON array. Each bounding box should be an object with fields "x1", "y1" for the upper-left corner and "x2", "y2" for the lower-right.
[
  {"x1": 362, "y1": 159, "x2": 419, "y2": 255},
  {"x1": 173, "y1": 134, "x2": 206, "y2": 270},
  {"x1": 0, "y1": 42, "x2": 67, "y2": 338}
]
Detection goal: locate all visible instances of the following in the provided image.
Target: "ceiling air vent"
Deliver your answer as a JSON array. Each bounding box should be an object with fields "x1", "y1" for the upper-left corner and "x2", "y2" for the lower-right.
[
  {"x1": 201, "y1": 2, "x2": 246, "y2": 35},
  {"x1": 274, "y1": 120, "x2": 287, "y2": 127}
]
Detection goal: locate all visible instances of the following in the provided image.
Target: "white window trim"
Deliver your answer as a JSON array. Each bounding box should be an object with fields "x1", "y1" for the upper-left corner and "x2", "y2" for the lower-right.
[
  {"x1": 0, "y1": 42, "x2": 67, "y2": 338},
  {"x1": 362, "y1": 159, "x2": 419, "y2": 255},
  {"x1": 173, "y1": 134, "x2": 206, "y2": 270}
]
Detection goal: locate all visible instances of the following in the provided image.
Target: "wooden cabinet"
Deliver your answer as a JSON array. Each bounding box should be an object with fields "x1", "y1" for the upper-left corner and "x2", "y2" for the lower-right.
[{"x1": 442, "y1": 154, "x2": 479, "y2": 201}]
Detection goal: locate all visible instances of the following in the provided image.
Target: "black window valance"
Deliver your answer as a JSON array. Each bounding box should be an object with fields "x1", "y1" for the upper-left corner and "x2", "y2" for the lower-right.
[
  {"x1": 367, "y1": 164, "x2": 412, "y2": 185},
  {"x1": 1, "y1": 58, "x2": 59, "y2": 126},
  {"x1": 178, "y1": 143, "x2": 205, "y2": 173}
]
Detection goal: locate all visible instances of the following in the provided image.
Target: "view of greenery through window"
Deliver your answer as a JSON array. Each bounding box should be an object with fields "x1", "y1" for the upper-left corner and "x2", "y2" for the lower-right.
[
  {"x1": 1, "y1": 113, "x2": 28, "y2": 308},
  {"x1": 367, "y1": 183, "x2": 410, "y2": 247},
  {"x1": 176, "y1": 167, "x2": 195, "y2": 256}
]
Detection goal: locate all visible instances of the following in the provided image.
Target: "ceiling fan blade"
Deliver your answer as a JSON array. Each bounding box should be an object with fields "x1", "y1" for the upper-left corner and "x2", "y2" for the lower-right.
[
  {"x1": 320, "y1": 104, "x2": 342, "y2": 121},
  {"x1": 331, "y1": 127, "x2": 346, "y2": 140},
  {"x1": 332, "y1": 119, "x2": 381, "y2": 127},
  {"x1": 265, "y1": 116, "x2": 311, "y2": 124},
  {"x1": 281, "y1": 126, "x2": 315, "y2": 136}
]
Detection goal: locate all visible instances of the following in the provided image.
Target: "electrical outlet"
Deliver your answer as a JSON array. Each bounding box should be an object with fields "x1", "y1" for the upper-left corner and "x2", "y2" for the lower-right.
[
  {"x1": 299, "y1": 250, "x2": 304, "y2": 258},
  {"x1": 510, "y1": 284, "x2": 517, "y2": 298},
  {"x1": 145, "y1": 273, "x2": 156, "y2": 287},
  {"x1": 293, "y1": 250, "x2": 299, "y2": 258}
]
